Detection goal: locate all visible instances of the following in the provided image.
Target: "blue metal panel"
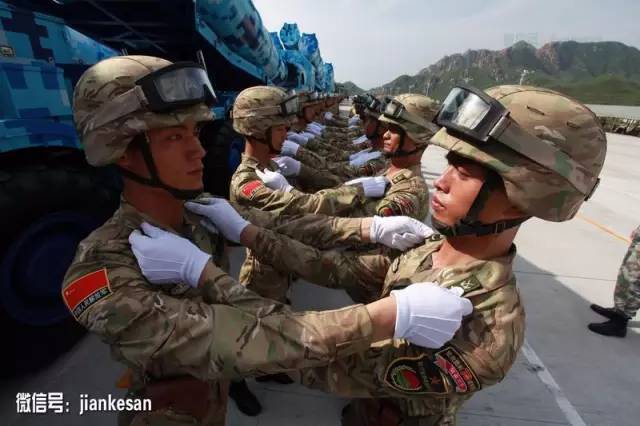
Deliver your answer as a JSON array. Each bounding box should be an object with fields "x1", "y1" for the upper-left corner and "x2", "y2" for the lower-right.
[
  {"x1": 280, "y1": 23, "x2": 301, "y2": 50},
  {"x1": 300, "y1": 33, "x2": 325, "y2": 92},
  {"x1": 324, "y1": 63, "x2": 335, "y2": 93},
  {"x1": 195, "y1": 0, "x2": 285, "y2": 83}
]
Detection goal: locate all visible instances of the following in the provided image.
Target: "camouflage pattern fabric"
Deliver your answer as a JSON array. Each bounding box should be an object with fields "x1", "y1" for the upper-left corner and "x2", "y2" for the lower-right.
[
  {"x1": 248, "y1": 229, "x2": 523, "y2": 423},
  {"x1": 363, "y1": 165, "x2": 430, "y2": 220},
  {"x1": 296, "y1": 146, "x2": 388, "y2": 181},
  {"x1": 614, "y1": 225, "x2": 640, "y2": 318},
  {"x1": 229, "y1": 154, "x2": 365, "y2": 301},
  {"x1": 430, "y1": 85, "x2": 607, "y2": 221},
  {"x1": 61, "y1": 199, "x2": 376, "y2": 423}
]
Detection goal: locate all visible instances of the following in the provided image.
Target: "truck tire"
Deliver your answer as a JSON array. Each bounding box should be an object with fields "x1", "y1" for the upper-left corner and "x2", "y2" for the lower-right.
[{"x1": 0, "y1": 160, "x2": 119, "y2": 377}]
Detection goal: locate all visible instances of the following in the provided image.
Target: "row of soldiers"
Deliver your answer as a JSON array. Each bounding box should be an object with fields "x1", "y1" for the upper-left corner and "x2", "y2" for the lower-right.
[{"x1": 61, "y1": 55, "x2": 607, "y2": 425}]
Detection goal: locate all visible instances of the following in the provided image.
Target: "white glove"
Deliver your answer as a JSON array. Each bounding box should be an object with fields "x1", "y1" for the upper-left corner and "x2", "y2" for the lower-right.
[
  {"x1": 256, "y1": 168, "x2": 293, "y2": 192},
  {"x1": 348, "y1": 116, "x2": 360, "y2": 126},
  {"x1": 281, "y1": 140, "x2": 300, "y2": 157},
  {"x1": 311, "y1": 121, "x2": 326, "y2": 130},
  {"x1": 129, "y1": 222, "x2": 210, "y2": 288},
  {"x1": 185, "y1": 198, "x2": 251, "y2": 243},
  {"x1": 349, "y1": 148, "x2": 372, "y2": 161},
  {"x1": 352, "y1": 135, "x2": 369, "y2": 145},
  {"x1": 273, "y1": 156, "x2": 301, "y2": 177},
  {"x1": 305, "y1": 124, "x2": 322, "y2": 136},
  {"x1": 287, "y1": 133, "x2": 308, "y2": 146},
  {"x1": 348, "y1": 124, "x2": 359, "y2": 130},
  {"x1": 349, "y1": 150, "x2": 382, "y2": 167},
  {"x1": 392, "y1": 283, "x2": 473, "y2": 348},
  {"x1": 301, "y1": 131, "x2": 316, "y2": 140},
  {"x1": 345, "y1": 175, "x2": 387, "y2": 198},
  {"x1": 369, "y1": 216, "x2": 434, "y2": 250},
  {"x1": 324, "y1": 112, "x2": 333, "y2": 120}
]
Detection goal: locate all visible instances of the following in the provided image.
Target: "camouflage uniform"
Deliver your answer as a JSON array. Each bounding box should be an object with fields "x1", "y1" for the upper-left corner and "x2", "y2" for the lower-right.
[
  {"x1": 62, "y1": 199, "x2": 375, "y2": 425},
  {"x1": 614, "y1": 225, "x2": 640, "y2": 318},
  {"x1": 245, "y1": 223, "x2": 522, "y2": 424},
  {"x1": 67, "y1": 57, "x2": 375, "y2": 426},
  {"x1": 235, "y1": 86, "x2": 607, "y2": 424}
]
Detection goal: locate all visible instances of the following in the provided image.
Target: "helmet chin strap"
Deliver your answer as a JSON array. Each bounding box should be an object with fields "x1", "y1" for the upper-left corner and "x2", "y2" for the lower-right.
[
  {"x1": 254, "y1": 129, "x2": 280, "y2": 155},
  {"x1": 432, "y1": 171, "x2": 528, "y2": 237},
  {"x1": 118, "y1": 135, "x2": 203, "y2": 201}
]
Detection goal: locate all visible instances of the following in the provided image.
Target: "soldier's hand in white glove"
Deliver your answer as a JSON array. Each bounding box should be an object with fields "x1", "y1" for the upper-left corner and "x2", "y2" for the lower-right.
[
  {"x1": 256, "y1": 168, "x2": 293, "y2": 192},
  {"x1": 185, "y1": 198, "x2": 250, "y2": 244},
  {"x1": 129, "y1": 222, "x2": 210, "y2": 288},
  {"x1": 287, "y1": 132, "x2": 308, "y2": 146},
  {"x1": 391, "y1": 283, "x2": 473, "y2": 348},
  {"x1": 348, "y1": 116, "x2": 361, "y2": 126},
  {"x1": 301, "y1": 131, "x2": 316, "y2": 140},
  {"x1": 311, "y1": 121, "x2": 326, "y2": 129},
  {"x1": 273, "y1": 156, "x2": 301, "y2": 177},
  {"x1": 346, "y1": 175, "x2": 388, "y2": 198},
  {"x1": 369, "y1": 216, "x2": 434, "y2": 250},
  {"x1": 349, "y1": 148, "x2": 372, "y2": 161},
  {"x1": 352, "y1": 135, "x2": 369, "y2": 145},
  {"x1": 349, "y1": 150, "x2": 382, "y2": 167},
  {"x1": 281, "y1": 140, "x2": 300, "y2": 157},
  {"x1": 324, "y1": 111, "x2": 333, "y2": 120},
  {"x1": 305, "y1": 124, "x2": 322, "y2": 136}
]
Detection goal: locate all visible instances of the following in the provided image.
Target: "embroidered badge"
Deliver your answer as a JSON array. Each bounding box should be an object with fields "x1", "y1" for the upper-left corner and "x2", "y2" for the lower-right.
[
  {"x1": 383, "y1": 355, "x2": 449, "y2": 394},
  {"x1": 449, "y1": 275, "x2": 482, "y2": 295},
  {"x1": 434, "y1": 346, "x2": 481, "y2": 393},
  {"x1": 379, "y1": 206, "x2": 395, "y2": 217},
  {"x1": 62, "y1": 268, "x2": 113, "y2": 320},
  {"x1": 240, "y1": 180, "x2": 265, "y2": 199}
]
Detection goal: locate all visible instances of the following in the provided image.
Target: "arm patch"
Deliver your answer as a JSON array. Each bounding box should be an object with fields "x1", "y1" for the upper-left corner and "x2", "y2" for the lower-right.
[
  {"x1": 240, "y1": 180, "x2": 268, "y2": 200},
  {"x1": 62, "y1": 268, "x2": 113, "y2": 320}
]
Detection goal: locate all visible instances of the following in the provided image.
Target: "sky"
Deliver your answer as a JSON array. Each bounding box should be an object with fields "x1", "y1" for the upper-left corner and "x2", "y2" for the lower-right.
[{"x1": 253, "y1": 0, "x2": 640, "y2": 89}]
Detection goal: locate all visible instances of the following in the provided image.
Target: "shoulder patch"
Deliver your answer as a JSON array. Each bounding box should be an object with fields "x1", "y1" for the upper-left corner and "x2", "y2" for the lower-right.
[
  {"x1": 240, "y1": 180, "x2": 267, "y2": 200},
  {"x1": 379, "y1": 206, "x2": 395, "y2": 217},
  {"x1": 434, "y1": 346, "x2": 481, "y2": 393},
  {"x1": 391, "y1": 172, "x2": 409, "y2": 185},
  {"x1": 383, "y1": 354, "x2": 450, "y2": 395},
  {"x1": 449, "y1": 275, "x2": 482, "y2": 295},
  {"x1": 62, "y1": 268, "x2": 113, "y2": 320}
]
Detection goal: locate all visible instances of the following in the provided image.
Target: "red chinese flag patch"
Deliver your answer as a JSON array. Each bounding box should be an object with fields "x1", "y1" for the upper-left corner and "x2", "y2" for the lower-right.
[
  {"x1": 62, "y1": 268, "x2": 112, "y2": 320},
  {"x1": 240, "y1": 180, "x2": 265, "y2": 200}
]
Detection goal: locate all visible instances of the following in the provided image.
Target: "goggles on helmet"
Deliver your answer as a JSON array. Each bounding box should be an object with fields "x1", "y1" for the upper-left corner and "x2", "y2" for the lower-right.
[
  {"x1": 382, "y1": 98, "x2": 440, "y2": 133},
  {"x1": 435, "y1": 86, "x2": 599, "y2": 200},
  {"x1": 87, "y1": 62, "x2": 217, "y2": 130},
  {"x1": 231, "y1": 94, "x2": 299, "y2": 119}
]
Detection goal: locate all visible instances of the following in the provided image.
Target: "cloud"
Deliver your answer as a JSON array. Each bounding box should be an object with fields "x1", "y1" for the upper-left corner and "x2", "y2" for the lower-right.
[{"x1": 253, "y1": 0, "x2": 640, "y2": 89}]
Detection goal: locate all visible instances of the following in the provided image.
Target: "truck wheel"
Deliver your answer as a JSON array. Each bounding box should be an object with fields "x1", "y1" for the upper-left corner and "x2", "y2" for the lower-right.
[{"x1": 0, "y1": 162, "x2": 118, "y2": 377}]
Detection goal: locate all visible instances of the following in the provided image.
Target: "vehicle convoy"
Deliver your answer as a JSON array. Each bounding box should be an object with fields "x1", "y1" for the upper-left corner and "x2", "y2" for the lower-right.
[{"x1": 0, "y1": 0, "x2": 335, "y2": 372}]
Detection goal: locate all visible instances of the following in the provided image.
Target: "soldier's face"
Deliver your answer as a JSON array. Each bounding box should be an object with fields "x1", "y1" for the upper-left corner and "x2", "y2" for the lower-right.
[
  {"x1": 382, "y1": 124, "x2": 415, "y2": 154},
  {"x1": 432, "y1": 155, "x2": 487, "y2": 225},
  {"x1": 145, "y1": 120, "x2": 206, "y2": 190},
  {"x1": 364, "y1": 117, "x2": 378, "y2": 138},
  {"x1": 303, "y1": 106, "x2": 315, "y2": 122},
  {"x1": 270, "y1": 124, "x2": 288, "y2": 151}
]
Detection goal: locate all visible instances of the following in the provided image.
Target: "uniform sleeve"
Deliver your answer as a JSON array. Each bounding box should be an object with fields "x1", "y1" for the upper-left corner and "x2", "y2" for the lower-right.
[
  {"x1": 234, "y1": 177, "x2": 366, "y2": 216},
  {"x1": 232, "y1": 203, "x2": 369, "y2": 249},
  {"x1": 62, "y1": 252, "x2": 374, "y2": 382},
  {"x1": 297, "y1": 163, "x2": 343, "y2": 191},
  {"x1": 249, "y1": 227, "x2": 390, "y2": 297},
  {"x1": 299, "y1": 283, "x2": 524, "y2": 401},
  {"x1": 374, "y1": 182, "x2": 430, "y2": 220}
]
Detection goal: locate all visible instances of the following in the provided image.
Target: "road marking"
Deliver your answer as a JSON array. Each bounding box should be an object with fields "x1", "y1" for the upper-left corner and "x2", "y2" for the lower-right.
[
  {"x1": 521, "y1": 340, "x2": 587, "y2": 426},
  {"x1": 576, "y1": 213, "x2": 631, "y2": 244}
]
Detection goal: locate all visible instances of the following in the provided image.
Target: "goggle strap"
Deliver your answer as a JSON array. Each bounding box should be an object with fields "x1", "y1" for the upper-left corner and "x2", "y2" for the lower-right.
[{"x1": 491, "y1": 117, "x2": 597, "y2": 196}]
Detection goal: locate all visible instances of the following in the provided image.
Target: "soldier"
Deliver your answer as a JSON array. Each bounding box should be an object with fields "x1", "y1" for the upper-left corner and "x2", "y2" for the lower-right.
[
  {"x1": 181, "y1": 85, "x2": 606, "y2": 425},
  {"x1": 63, "y1": 55, "x2": 471, "y2": 426},
  {"x1": 588, "y1": 224, "x2": 640, "y2": 337}
]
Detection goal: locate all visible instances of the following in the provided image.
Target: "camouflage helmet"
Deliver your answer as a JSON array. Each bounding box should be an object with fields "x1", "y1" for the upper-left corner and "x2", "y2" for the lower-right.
[
  {"x1": 232, "y1": 86, "x2": 298, "y2": 138},
  {"x1": 378, "y1": 93, "x2": 440, "y2": 147},
  {"x1": 430, "y1": 85, "x2": 606, "y2": 221},
  {"x1": 73, "y1": 55, "x2": 213, "y2": 166}
]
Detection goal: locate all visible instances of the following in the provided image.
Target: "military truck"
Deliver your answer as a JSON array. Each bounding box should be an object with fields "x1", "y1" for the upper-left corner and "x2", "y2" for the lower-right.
[{"x1": 0, "y1": 0, "x2": 335, "y2": 374}]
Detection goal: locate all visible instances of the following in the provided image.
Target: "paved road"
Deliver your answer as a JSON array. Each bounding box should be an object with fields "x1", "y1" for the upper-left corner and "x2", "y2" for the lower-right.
[{"x1": 2, "y1": 134, "x2": 639, "y2": 425}]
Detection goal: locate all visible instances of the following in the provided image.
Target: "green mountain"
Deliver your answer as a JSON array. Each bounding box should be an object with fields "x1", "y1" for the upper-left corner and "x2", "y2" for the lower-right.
[
  {"x1": 336, "y1": 81, "x2": 365, "y2": 96},
  {"x1": 371, "y1": 41, "x2": 640, "y2": 105}
]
